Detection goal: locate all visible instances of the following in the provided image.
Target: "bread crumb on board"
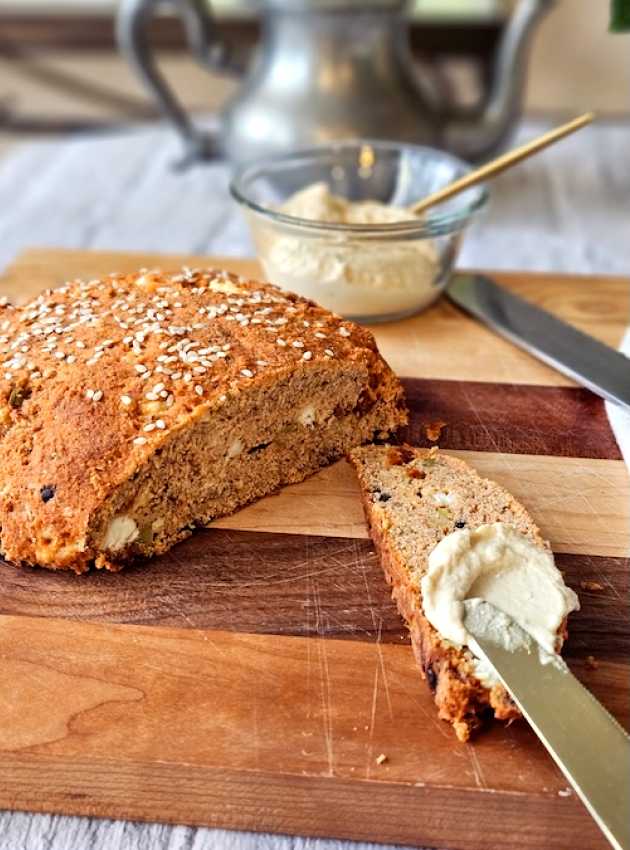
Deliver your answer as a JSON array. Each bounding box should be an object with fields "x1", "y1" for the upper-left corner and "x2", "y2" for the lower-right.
[
  {"x1": 580, "y1": 580, "x2": 604, "y2": 592},
  {"x1": 424, "y1": 420, "x2": 447, "y2": 442},
  {"x1": 376, "y1": 753, "x2": 388, "y2": 765}
]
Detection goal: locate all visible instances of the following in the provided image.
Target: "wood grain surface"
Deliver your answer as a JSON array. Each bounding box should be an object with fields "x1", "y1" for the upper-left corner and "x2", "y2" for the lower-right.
[
  {"x1": 0, "y1": 248, "x2": 628, "y2": 850},
  {"x1": 1, "y1": 532, "x2": 628, "y2": 661},
  {"x1": 402, "y1": 379, "x2": 623, "y2": 459},
  {"x1": 0, "y1": 614, "x2": 625, "y2": 850},
  {"x1": 208, "y1": 452, "x2": 629, "y2": 558}
]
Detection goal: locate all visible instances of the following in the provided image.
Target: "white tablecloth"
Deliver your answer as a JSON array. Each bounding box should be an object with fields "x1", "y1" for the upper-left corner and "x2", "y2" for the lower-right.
[{"x1": 1, "y1": 121, "x2": 628, "y2": 276}]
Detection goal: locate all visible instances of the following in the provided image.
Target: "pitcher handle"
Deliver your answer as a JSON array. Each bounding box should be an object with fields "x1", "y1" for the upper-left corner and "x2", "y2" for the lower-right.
[
  {"x1": 442, "y1": 0, "x2": 555, "y2": 160},
  {"x1": 116, "y1": 0, "x2": 234, "y2": 165}
]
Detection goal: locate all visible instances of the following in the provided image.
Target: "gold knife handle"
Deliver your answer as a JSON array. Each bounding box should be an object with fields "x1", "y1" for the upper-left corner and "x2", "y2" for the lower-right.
[{"x1": 464, "y1": 600, "x2": 630, "y2": 850}]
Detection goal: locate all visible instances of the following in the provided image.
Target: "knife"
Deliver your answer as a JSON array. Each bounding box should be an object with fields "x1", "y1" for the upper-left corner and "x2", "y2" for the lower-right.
[
  {"x1": 447, "y1": 274, "x2": 630, "y2": 413},
  {"x1": 463, "y1": 599, "x2": 630, "y2": 850}
]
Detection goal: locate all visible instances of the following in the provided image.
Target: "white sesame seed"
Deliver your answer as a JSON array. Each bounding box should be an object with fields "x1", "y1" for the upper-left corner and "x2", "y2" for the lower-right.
[
  {"x1": 314, "y1": 332, "x2": 327, "y2": 339},
  {"x1": 241, "y1": 368, "x2": 254, "y2": 378},
  {"x1": 145, "y1": 392, "x2": 158, "y2": 401},
  {"x1": 54, "y1": 351, "x2": 65, "y2": 360},
  {"x1": 144, "y1": 422, "x2": 156, "y2": 432},
  {"x1": 324, "y1": 349, "x2": 334, "y2": 357},
  {"x1": 153, "y1": 382, "x2": 165, "y2": 393},
  {"x1": 338, "y1": 326, "x2": 351, "y2": 337},
  {"x1": 155, "y1": 419, "x2": 166, "y2": 430},
  {"x1": 85, "y1": 388, "x2": 94, "y2": 400},
  {"x1": 75, "y1": 340, "x2": 86, "y2": 349},
  {"x1": 302, "y1": 351, "x2": 312, "y2": 361},
  {"x1": 120, "y1": 395, "x2": 133, "y2": 406},
  {"x1": 277, "y1": 338, "x2": 287, "y2": 347},
  {"x1": 194, "y1": 384, "x2": 204, "y2": 396},
  {"x1": 92, "y1": 390, "x2": 103, "y2": 402},
  {"x1": 292, "y1": 340, "x2": 304, "y2": 348},
  {"x1": 133, "y1": 436, "x2": 147, "y2": 445},
  {"x1": 135, "y1": 364, "x2": 147, "y2": 373}
]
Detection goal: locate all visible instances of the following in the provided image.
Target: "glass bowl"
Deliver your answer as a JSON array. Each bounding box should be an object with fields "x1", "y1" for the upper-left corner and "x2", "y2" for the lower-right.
[{"x1": 230, "y1": 140, "x2": 488, "y2": 323}]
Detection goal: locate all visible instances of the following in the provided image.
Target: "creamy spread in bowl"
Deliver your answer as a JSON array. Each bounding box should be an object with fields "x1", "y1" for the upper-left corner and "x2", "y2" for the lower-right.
[
  {"x1": 231, "y1": 142, "x2": 487, "y2": 323},
  {"x1": 421, "y1": 522, "x2": 579, "y2": 685},
  {"x1": 258, "y1": 182, "x2": 440, "y2": 321}
]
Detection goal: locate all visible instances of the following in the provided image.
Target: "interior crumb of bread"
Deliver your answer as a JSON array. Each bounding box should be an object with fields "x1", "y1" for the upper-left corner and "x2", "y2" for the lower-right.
[
  {"x1": 349, "y1": 444, "x2": 544, "y2": 739},
  {"x1": 90, "y1": 363, "x2": 398, "y2": 563}
]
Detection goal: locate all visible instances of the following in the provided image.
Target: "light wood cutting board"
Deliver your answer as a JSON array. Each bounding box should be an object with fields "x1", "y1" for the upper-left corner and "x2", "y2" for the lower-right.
[{"x1": 0, "y1": 248, "x2": 628, "y2": 850}]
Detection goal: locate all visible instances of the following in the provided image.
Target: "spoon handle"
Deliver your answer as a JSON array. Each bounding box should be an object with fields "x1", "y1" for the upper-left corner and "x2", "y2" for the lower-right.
[{"x1": 412, "y1": 112, "x2": 594, "y2": 215}]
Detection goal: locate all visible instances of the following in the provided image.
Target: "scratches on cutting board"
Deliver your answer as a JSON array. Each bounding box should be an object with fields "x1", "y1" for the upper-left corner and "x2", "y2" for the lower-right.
[
  {"x1": 316, "y1": 630, "x2": 335, "y2": 777},
  {"x1": 467, "y1": 743, "x2": 488, "y2": 790},
  {"x1": 360, "y1": 556, "x2": 395, "y2": 779},
  {"x1": 302, "y1": 536, "x2": 335, "y2": 776}
]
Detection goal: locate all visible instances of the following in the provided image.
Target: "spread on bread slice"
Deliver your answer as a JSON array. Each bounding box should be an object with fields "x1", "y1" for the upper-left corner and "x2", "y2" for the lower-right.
[{"x1": 348, "y1": 444, "x2": 578, "y2": 741}]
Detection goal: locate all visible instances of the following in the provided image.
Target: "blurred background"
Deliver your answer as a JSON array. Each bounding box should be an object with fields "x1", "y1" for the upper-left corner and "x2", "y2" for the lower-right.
[
  {"x1": 0, "y1": 0, "x2": 628, "y2": 271},
  {"x1": 0, "y1": 0, "x2": 627, "y2": 158}
]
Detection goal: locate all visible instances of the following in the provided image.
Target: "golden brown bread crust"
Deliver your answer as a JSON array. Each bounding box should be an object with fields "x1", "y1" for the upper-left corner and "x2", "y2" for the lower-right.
[
  {"x1": 0, "y1": 267, "x2": 406, "y2": 572},
  {"x1": 348, "y1": 445, "x2": 559, "y2": 741}
]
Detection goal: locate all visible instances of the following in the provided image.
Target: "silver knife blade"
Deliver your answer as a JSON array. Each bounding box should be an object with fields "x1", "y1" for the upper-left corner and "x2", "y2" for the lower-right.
[
  {"x1": 463, "y1": 599, "x2": 630, "y2": 850},
  {"x1": 447, "y1": 273, "x2": 630, "y2": 413}
]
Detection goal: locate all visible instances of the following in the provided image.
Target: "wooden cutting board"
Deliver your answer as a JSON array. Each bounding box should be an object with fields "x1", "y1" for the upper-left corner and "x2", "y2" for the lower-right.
[{"x1": 1, "y1": 248, "x2": 628, "y2": 850}]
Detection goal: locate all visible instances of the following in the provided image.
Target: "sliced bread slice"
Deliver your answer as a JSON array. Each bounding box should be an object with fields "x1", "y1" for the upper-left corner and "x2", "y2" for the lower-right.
[{"x1": 348, "y1": 443, "x2": 571, "y2": 741}]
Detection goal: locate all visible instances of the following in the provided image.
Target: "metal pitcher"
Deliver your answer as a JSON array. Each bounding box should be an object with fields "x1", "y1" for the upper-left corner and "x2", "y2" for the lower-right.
[{"x1": 117, "y1": 0, "x2": 553, "y2": 165}]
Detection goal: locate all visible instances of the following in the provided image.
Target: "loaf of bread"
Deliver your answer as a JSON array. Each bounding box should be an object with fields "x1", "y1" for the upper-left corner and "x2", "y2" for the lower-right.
[
  {"x1": 348, "y1": 444, "x2": 569, "y2": 741},
  {"x1": 0, "y1": 267, "x2": 406, "y2": 573}
]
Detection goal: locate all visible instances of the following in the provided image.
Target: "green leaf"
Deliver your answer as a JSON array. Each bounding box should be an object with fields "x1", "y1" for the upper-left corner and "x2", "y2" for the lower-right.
[{"x1": 611, "y1": 0, "x2": 630, "y2": 31}]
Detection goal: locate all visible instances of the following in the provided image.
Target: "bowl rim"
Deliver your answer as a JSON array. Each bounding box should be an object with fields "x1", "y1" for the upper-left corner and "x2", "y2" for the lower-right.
[{"x1": 229, "y1": 139, "x2": 488, "y2": 237}]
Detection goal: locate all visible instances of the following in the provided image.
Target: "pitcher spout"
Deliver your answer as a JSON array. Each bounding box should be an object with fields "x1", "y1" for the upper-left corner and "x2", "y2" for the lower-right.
[{"x1": 442, "y1": 0, "x2": 555, "y2": 162}]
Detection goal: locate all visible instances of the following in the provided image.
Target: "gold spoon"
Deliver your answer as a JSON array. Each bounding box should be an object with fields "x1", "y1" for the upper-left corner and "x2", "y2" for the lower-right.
[{"x1": 411, "y1": 112, "x2": 595, "y2": 216}]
